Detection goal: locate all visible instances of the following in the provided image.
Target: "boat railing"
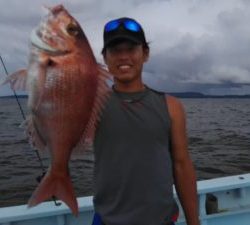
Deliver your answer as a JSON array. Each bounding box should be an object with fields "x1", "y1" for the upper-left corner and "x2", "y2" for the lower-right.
[{"x1": 0, "y1": 173, "x2": 250, "y2": 225}]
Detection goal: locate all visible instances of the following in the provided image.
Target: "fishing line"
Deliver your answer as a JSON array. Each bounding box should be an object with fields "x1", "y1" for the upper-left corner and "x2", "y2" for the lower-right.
[
  {"x1": 0, "y1": 54, "x2": 61, "y2": 206},
  {"x1": 0, "y1": 56, "x2": 26, "y2": 120}
]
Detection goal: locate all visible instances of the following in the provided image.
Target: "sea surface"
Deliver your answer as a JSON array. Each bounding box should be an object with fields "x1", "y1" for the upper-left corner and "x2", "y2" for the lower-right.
[{"x1": 0, "y1": 97, "x2": 250, "y2": 207}]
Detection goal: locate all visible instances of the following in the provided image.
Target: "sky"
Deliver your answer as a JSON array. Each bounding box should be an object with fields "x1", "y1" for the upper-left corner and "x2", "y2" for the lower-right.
[{"x1": 0, "y1": 0, "x2": 250, "y2": 96}]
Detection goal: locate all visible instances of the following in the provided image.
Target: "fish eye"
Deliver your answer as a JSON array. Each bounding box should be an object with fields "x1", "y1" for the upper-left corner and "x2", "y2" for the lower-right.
[{"x1": 66, "y1": 23, "x2": 79, "y2": 36}]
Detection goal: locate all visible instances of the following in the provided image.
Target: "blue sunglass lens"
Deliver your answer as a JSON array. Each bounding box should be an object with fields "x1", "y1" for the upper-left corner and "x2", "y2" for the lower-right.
[
  {"x1": 124, "y1": 20, "x2": 141, "y2": 32},
  {"x1": 105, "y1": 19, "x2": 141, "y2": 33},
  {"x1": 105, "y1": 20, "x2": 120, "y2": 32}
]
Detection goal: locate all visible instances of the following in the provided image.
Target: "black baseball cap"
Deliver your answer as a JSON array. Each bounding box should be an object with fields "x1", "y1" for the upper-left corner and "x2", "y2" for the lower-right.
[{"x1": 102, "y1": 17, "x2": 147, "y2": 51}]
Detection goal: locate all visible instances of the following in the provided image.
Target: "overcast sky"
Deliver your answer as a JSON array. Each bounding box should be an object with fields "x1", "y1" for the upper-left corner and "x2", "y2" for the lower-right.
[{"x1": 0, "y1": 0, "x2": 250, "y2": 96}]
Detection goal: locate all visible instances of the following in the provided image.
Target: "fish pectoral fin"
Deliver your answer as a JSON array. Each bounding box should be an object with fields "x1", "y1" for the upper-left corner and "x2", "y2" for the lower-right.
[
  {"x1": 25, "y1": 116, "x2": 47, "y2": 151},
  {"x1": 28, "y1": 171, "x2": 78, "y2": 216},
  {"x1": 97, "y1": 63, "x2": 113, "y2": 82},
  {"x1": 33, "y1": 56, "x2": 50, "y2": 111},
  {"x1": 1, "y1": 69, "x2": 28, "y2": 91}
]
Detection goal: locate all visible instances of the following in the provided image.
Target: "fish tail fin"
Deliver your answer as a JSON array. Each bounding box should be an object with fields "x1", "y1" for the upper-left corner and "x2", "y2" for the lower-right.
[{"x1": 28, "y1": 171, "x2": 78, "y2": 216}]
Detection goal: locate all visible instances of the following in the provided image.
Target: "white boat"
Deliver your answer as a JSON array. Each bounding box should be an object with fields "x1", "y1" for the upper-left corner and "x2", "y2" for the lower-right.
[{"x1": 0, "y1": 173, "x2": 250, "y2": 225}]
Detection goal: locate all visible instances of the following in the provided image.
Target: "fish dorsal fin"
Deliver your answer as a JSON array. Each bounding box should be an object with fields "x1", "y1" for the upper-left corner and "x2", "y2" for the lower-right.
[
  {"x1": 74, "y1": 66, "x2": 112, "y2": 152},
  {"x1": 1, "y1": 69, "x2": 27, "y2": 91}
]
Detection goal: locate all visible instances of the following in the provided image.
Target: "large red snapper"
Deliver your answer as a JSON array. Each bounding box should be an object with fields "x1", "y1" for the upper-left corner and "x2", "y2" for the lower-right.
[{"x1": 2, "y1": 5, "x2": 110, "y2": 215}]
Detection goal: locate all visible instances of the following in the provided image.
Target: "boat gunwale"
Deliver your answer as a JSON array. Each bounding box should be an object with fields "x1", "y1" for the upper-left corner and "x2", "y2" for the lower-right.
[{"x1": 0, "y1": 173, "x2": 250, "y2": 224}]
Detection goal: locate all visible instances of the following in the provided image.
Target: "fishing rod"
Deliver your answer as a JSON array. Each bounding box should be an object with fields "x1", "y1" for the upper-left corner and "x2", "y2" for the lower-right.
[{"x1": 0, "y1": 54, "x2": 61, "y2": 206}]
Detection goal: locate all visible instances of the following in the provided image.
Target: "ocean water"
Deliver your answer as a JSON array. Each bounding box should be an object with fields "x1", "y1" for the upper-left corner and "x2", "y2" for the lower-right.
[{"x1": 0, "y1": 97, "x2": 250, "y2": 207}]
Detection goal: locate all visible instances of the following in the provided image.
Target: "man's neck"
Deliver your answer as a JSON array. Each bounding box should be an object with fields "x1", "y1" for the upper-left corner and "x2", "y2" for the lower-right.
[{"x1": 113, "y1": 82, "x2": 145, "y2": 93}]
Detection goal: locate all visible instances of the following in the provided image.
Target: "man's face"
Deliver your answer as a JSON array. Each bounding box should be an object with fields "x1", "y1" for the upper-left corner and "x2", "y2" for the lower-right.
[{"x1": 104, "y1": 41, "x2": 149, "y2": 84}]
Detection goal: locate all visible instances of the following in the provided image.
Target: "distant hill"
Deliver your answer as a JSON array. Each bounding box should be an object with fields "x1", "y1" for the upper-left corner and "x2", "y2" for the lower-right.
[
  {"x1": 169, "y1": 92, "x2": 250, "y2": 98},
  {"x1": 169, "y1": 92, "x2": 205, "y2": 98}
]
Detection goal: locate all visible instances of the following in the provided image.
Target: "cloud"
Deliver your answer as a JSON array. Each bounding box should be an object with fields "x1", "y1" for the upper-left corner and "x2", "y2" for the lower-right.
[
  {"x1": 142, "y1": 0, "x2": 250, "y2": 94},
  {"x1": 0, "y1": 0, "x2": 250, "y2": 95}
]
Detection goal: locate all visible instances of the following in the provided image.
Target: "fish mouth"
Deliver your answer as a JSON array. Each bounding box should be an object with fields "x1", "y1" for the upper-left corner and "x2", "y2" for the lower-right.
[{"x1": 30, "y1": 29, "x2": 65, "y2": 54}]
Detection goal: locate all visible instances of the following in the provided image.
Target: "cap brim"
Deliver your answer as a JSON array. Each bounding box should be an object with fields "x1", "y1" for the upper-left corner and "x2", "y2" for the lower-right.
[{"x1": 104, "y1": 34, "x2": 141, "y2": 49}]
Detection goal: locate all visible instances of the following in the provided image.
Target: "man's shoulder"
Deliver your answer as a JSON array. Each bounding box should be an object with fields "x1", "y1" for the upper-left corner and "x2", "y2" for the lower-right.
[
  {"x1": 146, "y1": 86, "x2": 183, "y2": 109},
  {"x1": 165, "y1": 95, "x2": 185, "y2": 121},
  {"x1": 165, "y1": 94, "x2": 182, "y2": 105}
]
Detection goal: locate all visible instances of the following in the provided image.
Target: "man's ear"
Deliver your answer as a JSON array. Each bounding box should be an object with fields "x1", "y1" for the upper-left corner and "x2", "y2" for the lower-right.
[
  {"x1": 103, "y1": 54, "x2": 107, "y2": 65},
  {"x1": 143, "y1": 48, "x2": 150, "y2": 62}
]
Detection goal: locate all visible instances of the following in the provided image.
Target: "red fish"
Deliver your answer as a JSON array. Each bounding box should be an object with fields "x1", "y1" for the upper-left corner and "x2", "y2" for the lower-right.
[{"x1": 2, "y1": 5, "x2": 110, "y2": 215}]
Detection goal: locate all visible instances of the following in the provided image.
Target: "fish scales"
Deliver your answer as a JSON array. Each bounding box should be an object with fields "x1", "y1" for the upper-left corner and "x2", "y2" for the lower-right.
[{"x1": 1, "y1": 4, "x2": 111, "y2": 216}]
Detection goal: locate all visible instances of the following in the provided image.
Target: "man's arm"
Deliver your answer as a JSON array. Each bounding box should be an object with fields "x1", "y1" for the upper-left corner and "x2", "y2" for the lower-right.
[{"x1": 166, "y1": 95, "x2": 200, "y2": 225}]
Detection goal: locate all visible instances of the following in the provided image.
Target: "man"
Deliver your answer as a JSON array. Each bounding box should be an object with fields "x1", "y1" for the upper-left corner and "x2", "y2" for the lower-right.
[{"x1": 93, "y1": 17, "x2": 200, "y2": 225}]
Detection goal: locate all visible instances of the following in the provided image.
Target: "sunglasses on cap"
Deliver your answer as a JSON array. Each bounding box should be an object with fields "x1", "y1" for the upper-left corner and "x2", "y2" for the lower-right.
[{"x1": 104, "y1": 18, "x2": 142, "y2": 33}]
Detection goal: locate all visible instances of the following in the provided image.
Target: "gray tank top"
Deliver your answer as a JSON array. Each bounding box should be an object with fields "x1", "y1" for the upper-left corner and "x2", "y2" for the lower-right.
[{"x1": 93, "y1": 87, "x2": 178, "y2": 225}]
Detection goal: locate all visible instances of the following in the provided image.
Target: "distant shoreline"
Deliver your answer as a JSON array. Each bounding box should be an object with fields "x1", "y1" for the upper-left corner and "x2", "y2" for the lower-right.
[
  {"x1": 168, "y1": 92, "x2": 250, "y2": 99},
  {"x1": 1, "y1": 93, "x2": 250, "y2": 99}
]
